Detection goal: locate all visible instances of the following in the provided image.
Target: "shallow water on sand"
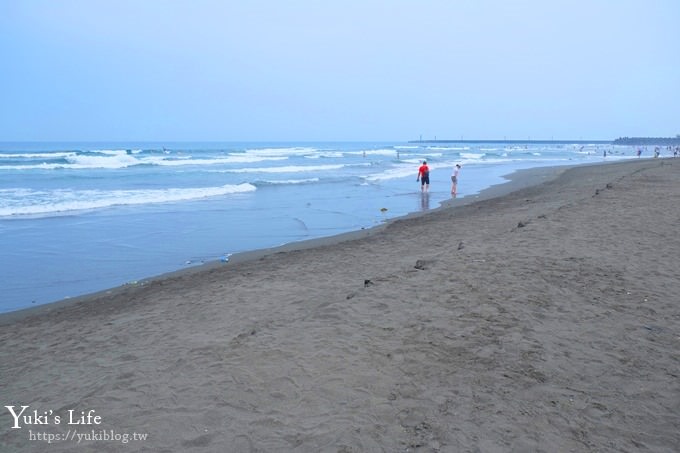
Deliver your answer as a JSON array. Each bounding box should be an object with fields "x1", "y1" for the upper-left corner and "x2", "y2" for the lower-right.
[{"x1": 0, "y1": 141, "x2": 637, "y2": 311}]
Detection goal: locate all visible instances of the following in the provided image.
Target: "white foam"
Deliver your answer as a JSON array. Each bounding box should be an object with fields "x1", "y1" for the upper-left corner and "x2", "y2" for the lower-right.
[
  {"x1": 0, "y1": 150, "x2": 145, "y2": 169},
  {"x1": 223, "y1": 164, "x2": 347, "y2": 174},
  {"x1": 242, "y1": 147, "x2": 318, "y2": 157},
  {"x1": 458, "y1": 157, "x2": 512, "y2": 166},
  {"x1": 259, "y1": 178, "x2": 320, "y2": 185},
  {"x1": 0, "y1": 163, "x2": 68, "y2": 170},
  {"x1": 65, "y1": 152, "x2": 141, "y2": 169},
  {"x1": 460, "y1": 152, "x2": 485, "y2": 159},
  {"x1": 364, "y1": 161, "x2": 456, "y2": 182},
  {"x1": 364, "y1": 164, "x2": 416, "y2": 182},
  {"x1": 346, "y1": 149, "x2": 400, "y2": 157},
  {"x1": 90, "y1": 149, "x2": 128, "y2": 155},
  {"x1": 141, "y1": 155, "x2": 281, "y2": 166},
  {"x1": 225, "y1": 153, "x2": 290, "y2": 163},
  {"x1": 0, "y1": 151, "x2": 289, "y2": 170},
  {"x1": 0, "y1": 152, "x2": 77, "y2": 159},
  {"x1": 304, "y1": 152, "x2": 344, "y2": 159},
  {"x1": 0, "y1": 183, "x2": 256, "y2": 217}
]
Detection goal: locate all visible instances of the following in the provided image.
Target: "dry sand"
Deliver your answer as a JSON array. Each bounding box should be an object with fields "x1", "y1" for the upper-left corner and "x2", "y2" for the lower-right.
[{"x1": 1, "y1": 159, "x2": 679, "y2": 452}]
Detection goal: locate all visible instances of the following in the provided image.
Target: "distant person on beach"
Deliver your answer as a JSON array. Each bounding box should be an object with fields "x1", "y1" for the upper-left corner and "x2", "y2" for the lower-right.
[
  {"x1": 637, "y1": 148, "x2": 642, "y2": 158},
  {"x1": 417, "y1": 161, "x2": 430, "y2": 192},
  {"x1": 451, "y1": 164, "x2": 461, "y2": 196}
]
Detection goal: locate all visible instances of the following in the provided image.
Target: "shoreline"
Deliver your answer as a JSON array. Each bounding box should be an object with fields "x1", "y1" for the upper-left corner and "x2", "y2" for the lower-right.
[
  {"x1": 0, "y1": 141, "x2": 638, "y2": 315},
  {"x1": 0, "y1": 162, "x2": 575, "y2": 324},
  {"x1": 1, "y1": 158, "x2": 678, "y2": 451}
]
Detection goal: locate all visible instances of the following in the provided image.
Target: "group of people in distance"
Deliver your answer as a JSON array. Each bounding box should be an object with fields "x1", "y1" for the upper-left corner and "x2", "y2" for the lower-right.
[{"x1": 417, "y1": 161, "x2": 461, "y2": 196}]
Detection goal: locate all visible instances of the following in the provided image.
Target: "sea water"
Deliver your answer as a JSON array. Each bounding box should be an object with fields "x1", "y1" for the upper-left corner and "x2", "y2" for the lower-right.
[{"x1": 0, "y1": 141, "x2": 637, "y2": 312}]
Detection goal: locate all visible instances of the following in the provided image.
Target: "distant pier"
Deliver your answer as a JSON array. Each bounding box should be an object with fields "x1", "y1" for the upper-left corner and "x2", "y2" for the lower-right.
[
  {"x1": 408, "y1": 139, "x2": 611, "y2": 145},
  {"x1": 409, "y1": 137, "x2": 680, "y2": 146}
]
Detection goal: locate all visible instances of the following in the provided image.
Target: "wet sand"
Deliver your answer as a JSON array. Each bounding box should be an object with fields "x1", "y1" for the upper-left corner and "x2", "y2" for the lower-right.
[{"x1": 1, "y1": 159, "x2": 679, "y2": 452}]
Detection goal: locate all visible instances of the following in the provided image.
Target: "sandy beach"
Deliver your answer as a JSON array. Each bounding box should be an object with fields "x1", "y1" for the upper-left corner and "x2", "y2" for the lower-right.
[{"x1": 1, "y1": 158, "x2": 679, "y2": 452}]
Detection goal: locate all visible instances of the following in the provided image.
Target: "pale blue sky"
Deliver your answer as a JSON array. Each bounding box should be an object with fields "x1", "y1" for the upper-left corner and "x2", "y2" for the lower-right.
[{"x1": 1, "y1": 0, "x2": 678, "y2": 141}]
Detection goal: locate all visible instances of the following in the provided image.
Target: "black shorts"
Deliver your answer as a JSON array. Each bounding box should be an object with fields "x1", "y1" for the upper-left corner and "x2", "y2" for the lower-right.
[{"x1": 421, "y1": 175, "x2": 430, "y2": 185}]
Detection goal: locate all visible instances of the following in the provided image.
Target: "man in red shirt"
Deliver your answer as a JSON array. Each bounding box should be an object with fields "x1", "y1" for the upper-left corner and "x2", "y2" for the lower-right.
[{"x1": 417, "y1": 161, "x2": 430, "y2": 192}]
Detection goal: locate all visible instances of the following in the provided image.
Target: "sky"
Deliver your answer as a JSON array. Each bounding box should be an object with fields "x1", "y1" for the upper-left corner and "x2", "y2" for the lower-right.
[{"x1": 1, "y1": 0, "x2": 679, "y2": 142}]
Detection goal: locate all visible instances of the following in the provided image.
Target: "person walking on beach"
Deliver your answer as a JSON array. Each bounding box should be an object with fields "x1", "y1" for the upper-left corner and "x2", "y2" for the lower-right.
[
  {"x1": 451, "y1": 164, "x2": 461, "y2": 196},
  {"x1": 417, "y1": 160, "x2": 430, "y2": 192}
]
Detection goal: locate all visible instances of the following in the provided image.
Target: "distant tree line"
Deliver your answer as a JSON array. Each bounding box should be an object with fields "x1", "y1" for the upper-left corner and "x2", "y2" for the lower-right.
[{"x1": 613, "y1": 135, "x2": 680, "y2": 145}]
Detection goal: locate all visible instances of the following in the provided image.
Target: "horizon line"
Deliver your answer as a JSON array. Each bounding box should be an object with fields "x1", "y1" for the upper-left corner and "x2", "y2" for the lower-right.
[{"x1": 0, "y1": 138, "x2": 615, "y2": 143}]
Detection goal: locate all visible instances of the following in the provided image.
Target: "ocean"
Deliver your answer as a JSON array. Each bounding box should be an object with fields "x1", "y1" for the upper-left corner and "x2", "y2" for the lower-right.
[{"x1": 0, "y1": 141, "x2": 638, "y2": 313}]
